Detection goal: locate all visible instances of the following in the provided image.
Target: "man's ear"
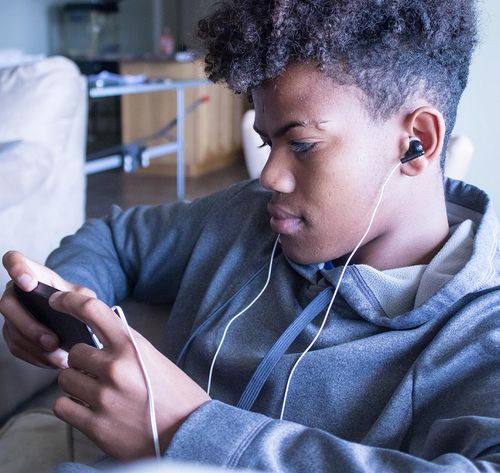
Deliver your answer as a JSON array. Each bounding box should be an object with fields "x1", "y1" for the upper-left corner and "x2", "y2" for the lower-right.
[{"x1": 400, "y1": 106, "x2": 445, "y2": 177}]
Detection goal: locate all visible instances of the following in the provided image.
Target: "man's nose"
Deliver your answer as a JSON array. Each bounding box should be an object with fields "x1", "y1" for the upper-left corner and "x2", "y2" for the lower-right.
[{"x1": 260, "y1": 149, "x2": 295, "y2": 194}]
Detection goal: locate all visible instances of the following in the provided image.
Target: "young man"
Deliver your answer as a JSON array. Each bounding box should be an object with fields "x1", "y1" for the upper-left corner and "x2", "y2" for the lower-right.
[{"x1": 1, "y1": 0, "x2": 499, "y2": 471}]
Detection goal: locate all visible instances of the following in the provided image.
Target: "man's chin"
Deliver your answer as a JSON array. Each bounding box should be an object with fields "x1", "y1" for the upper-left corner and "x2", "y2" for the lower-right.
[{"x1": 279, "y1": 236, "x2": 325, "y2": 266}]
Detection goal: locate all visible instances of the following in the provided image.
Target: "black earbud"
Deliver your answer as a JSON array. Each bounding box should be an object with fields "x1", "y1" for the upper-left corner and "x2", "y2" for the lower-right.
[{"x1": 400, "y1": 137, "x2": 425, "y2": 164}]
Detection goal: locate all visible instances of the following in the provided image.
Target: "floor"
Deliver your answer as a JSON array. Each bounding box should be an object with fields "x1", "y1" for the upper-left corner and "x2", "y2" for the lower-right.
[{"x1": 86, "y1": 158, "x2": 249, "y2": 219}]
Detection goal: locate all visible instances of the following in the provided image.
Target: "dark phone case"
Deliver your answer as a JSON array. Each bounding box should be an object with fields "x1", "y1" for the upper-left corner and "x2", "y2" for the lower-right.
[{"x1": 14, "y1": 282, "x2": 98, "y2": 351}]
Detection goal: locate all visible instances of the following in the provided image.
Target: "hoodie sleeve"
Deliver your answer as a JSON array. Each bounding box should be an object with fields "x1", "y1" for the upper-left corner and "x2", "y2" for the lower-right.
[
  {"x1": 166, "y1": 295, "x2": 500, "y2": 472},
  {"x1": 45, "y1": 184, "x2": 244, "y2": 306},
  {"x1": 166, "y1": 400, "x2": 500, "y2": 472}
]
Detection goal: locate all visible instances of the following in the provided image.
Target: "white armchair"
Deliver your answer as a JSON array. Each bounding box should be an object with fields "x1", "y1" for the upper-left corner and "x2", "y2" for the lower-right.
[
  {"x1": 242, "y1": 109, "x2": 270, "y2": 179},
  {"x1": 0, "y1": 56, "x2": 87, "y2": 422},
  {"x1": 0, "y1": 55, "x2": 87, "y2": 288},
  {"x1": 445, "y1": 135, "x2": 474, "y2": 180}
]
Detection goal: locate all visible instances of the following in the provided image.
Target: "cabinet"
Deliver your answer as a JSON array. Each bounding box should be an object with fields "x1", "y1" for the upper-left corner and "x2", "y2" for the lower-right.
[{"x1": 120, "y1": 59, "x2": 245, "y2": 177}]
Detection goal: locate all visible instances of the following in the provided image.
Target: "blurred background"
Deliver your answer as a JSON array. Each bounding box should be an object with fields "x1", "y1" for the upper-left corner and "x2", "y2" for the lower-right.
[
  {"x1": 454, "y1": 0, "x2": 500, "y2": 217},
  {"x1": 0, "y1": 0, "x2": 498, "y2": 217},
  {"x1": 0, "y1": 0, "x2": 211, "y2": 58},
  {"x1": 0, "y1": 0, "x2": 252, "y2": 219}
]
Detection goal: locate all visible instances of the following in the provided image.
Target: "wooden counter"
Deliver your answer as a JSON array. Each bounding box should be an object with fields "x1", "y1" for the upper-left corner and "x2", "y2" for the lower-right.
[{"x1": 120, "y1": 60, "x2": 245, "y2": 177}]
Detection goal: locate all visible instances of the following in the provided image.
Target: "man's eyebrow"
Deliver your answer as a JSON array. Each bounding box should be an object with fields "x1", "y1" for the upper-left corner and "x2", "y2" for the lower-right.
[{"x1": 253, "y1": 120, "x2": 309, "y2": 138}]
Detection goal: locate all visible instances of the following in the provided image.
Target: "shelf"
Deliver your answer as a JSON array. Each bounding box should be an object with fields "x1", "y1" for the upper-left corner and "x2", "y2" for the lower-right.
[{"x1": 88, "y1": 78, "x2": 210, "y2": 98}]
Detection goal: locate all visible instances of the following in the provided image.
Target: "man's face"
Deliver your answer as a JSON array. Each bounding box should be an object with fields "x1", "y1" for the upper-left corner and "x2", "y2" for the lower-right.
[{"x1": 252, "y1": 62, "x2": 403, "y2": 265}]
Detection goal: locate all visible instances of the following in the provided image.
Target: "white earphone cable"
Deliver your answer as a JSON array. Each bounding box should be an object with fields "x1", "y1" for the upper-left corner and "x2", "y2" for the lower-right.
[
  {"x1": 279, "y1": 161, "x2": 402, "y2": 419},
  {"x1": 99, "y1": 162, "x2": 401, "y2": 456},
  {"x1": 112, "y1": 305, "x2": 162, "y2": 460},
  {"x1": 207, "y1": 234, "x2": 281, "y2": 396}
]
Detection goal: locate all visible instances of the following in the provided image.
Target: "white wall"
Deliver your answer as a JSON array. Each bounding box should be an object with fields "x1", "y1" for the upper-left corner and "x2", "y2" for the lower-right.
[
  {"x1": 175, "y1": 0, "x2": 215, "y2": 48},
  {"x1": 454, "y1": 0, "x2": 500, "y2": 215},
  {"x1": 119, "y1": 0, "x2": 155, "y2": 55},
  {"x1": 0, "y1": 0, "x2": 219, "y2": 57},
  {"x1": 0, "y1": 0, "x2": 156, "y2": 56},
  {"x1": 0, "y1": 0, "x2": 59, "y2": 54}
]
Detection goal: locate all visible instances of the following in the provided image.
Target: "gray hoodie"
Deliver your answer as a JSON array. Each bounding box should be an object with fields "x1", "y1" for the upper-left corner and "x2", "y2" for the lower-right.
[{"x1": 47, "y1": 178, "x2": 500, "y2": 472}]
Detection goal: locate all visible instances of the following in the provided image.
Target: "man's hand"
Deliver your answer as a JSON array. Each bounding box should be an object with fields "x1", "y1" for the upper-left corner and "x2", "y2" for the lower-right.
[
  {"x1": 51, "y1": 291, "x2": 211, "y2": 460},
  {"x1": 0, "y1": 251, "x2": 95, "y2": 368}
]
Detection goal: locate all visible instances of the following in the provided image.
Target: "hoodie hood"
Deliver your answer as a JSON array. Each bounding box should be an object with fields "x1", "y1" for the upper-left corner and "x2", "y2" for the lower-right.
[{"x1": 287, "y1": 178, "x2": 500, "y2": 330}]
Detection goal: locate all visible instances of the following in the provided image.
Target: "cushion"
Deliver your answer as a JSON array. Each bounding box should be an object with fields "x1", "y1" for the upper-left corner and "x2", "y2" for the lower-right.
[
  {"x1": 0, "y1": 140, "x2": 53, "y2": 210},
  {"x1": 0, "y1": 409, "x2": 103, "y2": 473},
  {"x1": 0, "y1": 56, "x2": 84, "y2": 164},
  {"x1": 0, "y1": 56, "x2": 87, "y2": 422}
]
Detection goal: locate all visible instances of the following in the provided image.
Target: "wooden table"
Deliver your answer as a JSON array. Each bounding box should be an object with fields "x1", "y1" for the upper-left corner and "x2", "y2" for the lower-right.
[{"x1": 85, "y1": 78, "x2": 211, "y2": 200}]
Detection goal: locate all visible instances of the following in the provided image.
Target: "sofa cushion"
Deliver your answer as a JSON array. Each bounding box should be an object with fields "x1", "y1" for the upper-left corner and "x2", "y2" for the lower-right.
[
  {"x1": 0, "y1": 56, "x2": 87, "y2": 292},
  {"x1": 0, "y1": 139, "x2": 67, "y2": 290},
  {"x1": 0, "y1": 140, "x2": 52, "y2": 210},
  {"x1": 0, "y1": 140, "x2": 77, "y2": 422},
  {"x1": 0, "y1": 56, "x2": 87, "y2": 422},
  {"x1": 0, "y1": 323, "x2": 59, "y2": 425},
  {"x1": 0, "y1": 56, "x2": 85, "y2": 165},
  {"x1": 0, "y1": 408, "x2": 103, "y2": 472}
]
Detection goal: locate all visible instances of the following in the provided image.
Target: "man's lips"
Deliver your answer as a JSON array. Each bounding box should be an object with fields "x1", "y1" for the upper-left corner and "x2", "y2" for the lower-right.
[{"x1": 267, "y1": 204, "x2": 303, "y2": 234}]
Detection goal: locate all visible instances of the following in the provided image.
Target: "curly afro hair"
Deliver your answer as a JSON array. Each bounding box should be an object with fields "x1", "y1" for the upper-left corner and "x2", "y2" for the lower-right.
[{"x1": 197, "y1": 0, "x2": 478, "y2": 160}]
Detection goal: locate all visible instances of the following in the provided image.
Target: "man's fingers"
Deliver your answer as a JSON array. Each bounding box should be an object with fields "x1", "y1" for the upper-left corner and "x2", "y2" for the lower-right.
[
  {"x1": 68, "y1": 343, "x2": 107, "y2": 378},
  {"x1": 73, "y1": 285, "x2": 97, "y2": 299},
  {"x1": 58, "y1": 368, "x2": 101, "y2": 407},
  {"x1": 3, "y1": 323, "x2": 50, "y2": 368},
  {"x1": 3, "y1": 322, "x2": 69, "y2": 369},
  {"x1": 2, "y1": 251, "x2": 83, "y2": 293},
  {"x1": 53, "y1": 395, "x2": 97, "y2": 441},
  {"x1": 0, "y1": 284, "x2": 60, "y2": 351},
  {"x1": 49, "y1": 292, "x2": 124, "y2": 348},
  {"x1": 3, "y1": 251, "x2": 38, "y2": 291},
  {"x1": 2, "y1": 251, "x2": 57, "y2": 291},
  {"x1": 0, "y1": 252, "x2": 99, "y2": 369},
  {"x1": 2, "y1": 322, "x2": 63, "y2": 369}
]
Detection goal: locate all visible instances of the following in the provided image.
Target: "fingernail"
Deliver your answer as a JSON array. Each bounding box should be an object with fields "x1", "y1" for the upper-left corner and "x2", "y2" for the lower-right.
[
  {"x1": 58, "y1": 352, "x2": 69, "y2": 369},
  {"x1": 48, "y1": 349, "x2": 69, "y2": 369},
  {"x1": 40, "y1": 334, "x2": 58, "y2": 351},
  {"x1": 18, "y1": 274, "x2": 33, "y2": 291}
]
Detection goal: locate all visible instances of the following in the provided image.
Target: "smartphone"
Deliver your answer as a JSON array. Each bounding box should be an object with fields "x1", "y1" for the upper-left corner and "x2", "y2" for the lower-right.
[{"x1": 14, "y1": 282, "x2": 102, "y2": 351}]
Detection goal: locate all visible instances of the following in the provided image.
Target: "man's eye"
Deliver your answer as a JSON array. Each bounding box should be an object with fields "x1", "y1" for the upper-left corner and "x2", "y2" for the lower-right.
[
  {"x1": 290, "y1": 142, "x2": 316, "y2": 153},
  {"x1": 258, "y1": 141, "x2": 271, "y2": 149}
]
